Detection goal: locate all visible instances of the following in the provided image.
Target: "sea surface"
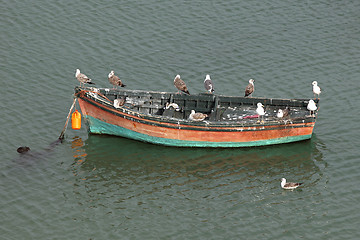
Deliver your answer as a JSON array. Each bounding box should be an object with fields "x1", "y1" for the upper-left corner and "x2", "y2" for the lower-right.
[{"x1": 1, "y1": 0, "x2": 360, "y2": 239}]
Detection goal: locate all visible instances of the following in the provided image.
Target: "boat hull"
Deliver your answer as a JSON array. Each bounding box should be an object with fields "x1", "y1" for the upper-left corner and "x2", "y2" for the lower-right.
[{"x1": 78, "y1": 97, "x2": 315, "y2": 147}]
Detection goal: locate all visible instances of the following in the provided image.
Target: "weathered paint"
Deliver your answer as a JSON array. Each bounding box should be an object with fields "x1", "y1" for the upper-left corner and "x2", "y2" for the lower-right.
[
  {"x1": 78, "y1": 98, "x2": 315, "y2": 147},
  {"x1": 84, "y1": 115, "x2": 312, "y2": 147}
]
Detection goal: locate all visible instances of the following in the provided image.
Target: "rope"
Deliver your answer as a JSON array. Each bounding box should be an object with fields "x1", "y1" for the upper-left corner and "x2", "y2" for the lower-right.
[
  {"x1": 58, "y1": 89, "x2": 113, "y2": 141},
  {"x1": 59, "y1": 97, "x2": 77, "y2": 140}
]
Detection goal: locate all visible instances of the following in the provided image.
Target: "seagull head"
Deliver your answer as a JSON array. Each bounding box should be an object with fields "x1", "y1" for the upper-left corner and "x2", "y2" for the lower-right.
[
  {"x1": 75, "y1": 69, "x2": 80, "y2": 77},
  {"x1": 205, "y1": 74, "x2": 211, "y2": 80},
  {"x1": 257, "y1": 102, "x2": 263, "y2": 108},
  {"x1": 249, "y1": 79, "x2": 255, "y2": 84},
  {"x1": 312, "y1": 81, "x2": 318, "y2": 86},
  {"x1": 108, "y1": 70, "x2": 114, "y2": 78},
  {"x1": 277, "y1": 109, "x2": 283, "y2": 118}
]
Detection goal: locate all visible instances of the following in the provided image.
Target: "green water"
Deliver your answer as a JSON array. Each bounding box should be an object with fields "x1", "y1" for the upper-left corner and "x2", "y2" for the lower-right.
[{"x1": 1, "y1": 0, "x2": 360, "y2": 239}]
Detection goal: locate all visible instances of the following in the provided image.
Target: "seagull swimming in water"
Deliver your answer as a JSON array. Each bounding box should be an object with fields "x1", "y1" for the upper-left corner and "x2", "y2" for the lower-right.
[
  {"x1": 204, "y1": 74, "x2": 214, "y2": 93},
  {"x1": 307, "y1": 99, "x2": 317, "y2": 117},
  {"x1": 244, "y1": 79, "x2": 255, "y2": 97},
  {"x1": 256, "y1": 102, "x2": 265, "y2": 122},
  {"x1": 281, "y1": 178, "x2": 303, "y2": 190},
  {"x1": 108, "y1": 70, "x2": 126, "y2": 89},
  {"x1": 188, "y1": 110, "x2": 208, "y2": 121},
  {"x1": 174, "y1": 74, "x2": 190, "y2": 95},
  {"x1": 312, "y1": 81, "x2": 321, "y2": 99},
  {"x1": 75, "y1": 69, "x2": 95, "y2": 87}
]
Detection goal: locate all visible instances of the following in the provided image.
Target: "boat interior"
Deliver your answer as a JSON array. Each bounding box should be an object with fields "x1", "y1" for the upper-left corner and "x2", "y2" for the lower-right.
[{"x1": 77, "y1": 87, "x2": 319, "y2": 124}]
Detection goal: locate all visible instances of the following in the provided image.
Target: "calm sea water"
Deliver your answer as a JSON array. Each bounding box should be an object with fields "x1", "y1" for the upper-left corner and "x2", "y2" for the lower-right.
[{"x1": 1, "y1": 0, "x2": 360, "y2": 239}]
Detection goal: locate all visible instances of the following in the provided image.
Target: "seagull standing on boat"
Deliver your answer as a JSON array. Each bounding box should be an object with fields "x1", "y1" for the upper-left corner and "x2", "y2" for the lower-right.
[
  {"x1": 113, "y1": 96, "x2": 126, "y2": 108},
  {"x1": 174, "y1": 74, "x2": 190, "y2": 95},
  {"x1": 108, "y1": 70, "x2": 126, "y2": 89},
  {"x1": 277, "y1": 107, "x2": 290, "y2": 118},
  {"x1": 165, "y1": 102, "x2": 180, "y2": 111},
  {"x1": 188, "y1": 110, "x2": 208, "y2": 121},
  {"x1": 75, "y1": 69, "x2": 95, "y2": 87},
  {"x1": 312, "y1": 81, "x2": 321, "y2": 99},
  {"x1": 244, "y1": 79, "x2": 255, "y2": 97},
  {"x1": 256, "y1": 102, "x2": 265, "y2": 122},
  {"x1": 204, "y1": 74, "x2": 214, "y2": 93},
  {"x1": 281, "y1": 178, "x2": 303, "y2": 190},
  {"x1": 307, "y1": 99, "x2": 317, "y2": 116}
]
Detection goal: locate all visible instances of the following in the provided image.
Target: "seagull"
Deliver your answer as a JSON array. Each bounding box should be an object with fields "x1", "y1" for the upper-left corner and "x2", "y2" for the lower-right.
[
  {"x1": 277, "y1": 109, "x2": 284, "y2": 118},
  {"x1": 188, "y1": 110, "x2": 208, "y2": 121},
  {"x1": 312, "y1": 81, "x2": 321, "y2": 99},
  {"x1": 108, "y1": 70, "x2": 126, "y2": 89},
  {"x1": 75, "y1": 69, "x2": 95, "y2": 87},
  {"x1": 165, "y1": 102, "x2": 180, "y2": 111},
  {"x1": 277, "y1": 107, "x2": 290, "y2": 118},
  {"x1": 307, "y1": 99, "x2": 317, "y2": 116},
  {"x1": 113, "y1": 96, "x2": 126, "y2": 108},
  {"x1": 256, "y1": 102, "x2": 265, "y2": 122},
  {"x1": 204, "y1": 74, "x2": 214, "y2": 93},
  {"x1": 244, "y1": 79, "x2": 255, "y2": 97},
  {"x1": 281, "y1": 178, "x2": 303, "y2": 190},
  {"x1": 174, "y1": 74, "x2": 190, "y2": 95}
]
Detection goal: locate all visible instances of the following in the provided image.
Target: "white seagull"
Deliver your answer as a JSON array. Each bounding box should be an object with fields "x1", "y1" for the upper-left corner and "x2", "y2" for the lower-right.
[
  {"x1": 312, "y1": 81, "x2": 321, "y2": 99},
  {"x1": 256, "y1": 102, "x2": 265, "y2": 122},
  {"x1": 277, "y1": 109, "x2": 284, "y2": 118},
  {"x1": 307, "y1": 99, "x2": 317, "y2": 117},
  {"x1": 75, "y1": 69, "x2": 95, "y2": 87},
  {"x1": 204, "y1": 74, "x2": 214, "y2": 93},
  {"x1": 281, "y1": 178, "x2": 303, "y2": 190}
]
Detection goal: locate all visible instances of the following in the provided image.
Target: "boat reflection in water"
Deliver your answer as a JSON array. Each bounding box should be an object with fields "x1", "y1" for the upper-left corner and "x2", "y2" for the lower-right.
[
  {"x1": 70, "y1": 133, "x2": 325, "y2": 187},
  {"x1": 71, "y1": 136, "x2": 87, "y2": 165},
  {"x1": 67, "y1": 133, "x2": 327, "y2": 220}
]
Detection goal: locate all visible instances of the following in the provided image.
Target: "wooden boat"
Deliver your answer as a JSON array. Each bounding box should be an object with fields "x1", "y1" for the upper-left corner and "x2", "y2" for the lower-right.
[{"x1": 75, "y1": 86, "x2": 320, "y2": 147}]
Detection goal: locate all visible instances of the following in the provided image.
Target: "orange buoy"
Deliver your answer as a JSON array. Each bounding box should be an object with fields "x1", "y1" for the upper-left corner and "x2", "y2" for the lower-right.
[{"x1": 71, "y1": 110, "x2": 81, "y2": 130}]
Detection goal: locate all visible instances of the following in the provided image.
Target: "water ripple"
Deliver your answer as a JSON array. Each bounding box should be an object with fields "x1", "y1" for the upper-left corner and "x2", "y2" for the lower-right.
[{"x1": 2, "y1": 0, "x2": 360, "y2": 239}]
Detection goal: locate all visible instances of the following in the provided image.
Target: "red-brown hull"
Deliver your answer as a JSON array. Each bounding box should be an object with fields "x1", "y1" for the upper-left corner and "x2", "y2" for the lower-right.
[{"x1": 78, "y1": 97, "x2": 315, "y2": 147}]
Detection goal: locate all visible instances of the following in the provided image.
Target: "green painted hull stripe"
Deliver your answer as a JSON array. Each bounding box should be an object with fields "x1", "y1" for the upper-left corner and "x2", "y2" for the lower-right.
[{"x1": 85, "y1": 115, "x2": 312, "y2": 147}]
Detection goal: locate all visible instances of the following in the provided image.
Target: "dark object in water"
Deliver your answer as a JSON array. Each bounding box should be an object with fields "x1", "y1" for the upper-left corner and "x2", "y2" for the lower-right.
[{"x1": 17, "y1": 146, "x2": 30, "y2": 153}]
